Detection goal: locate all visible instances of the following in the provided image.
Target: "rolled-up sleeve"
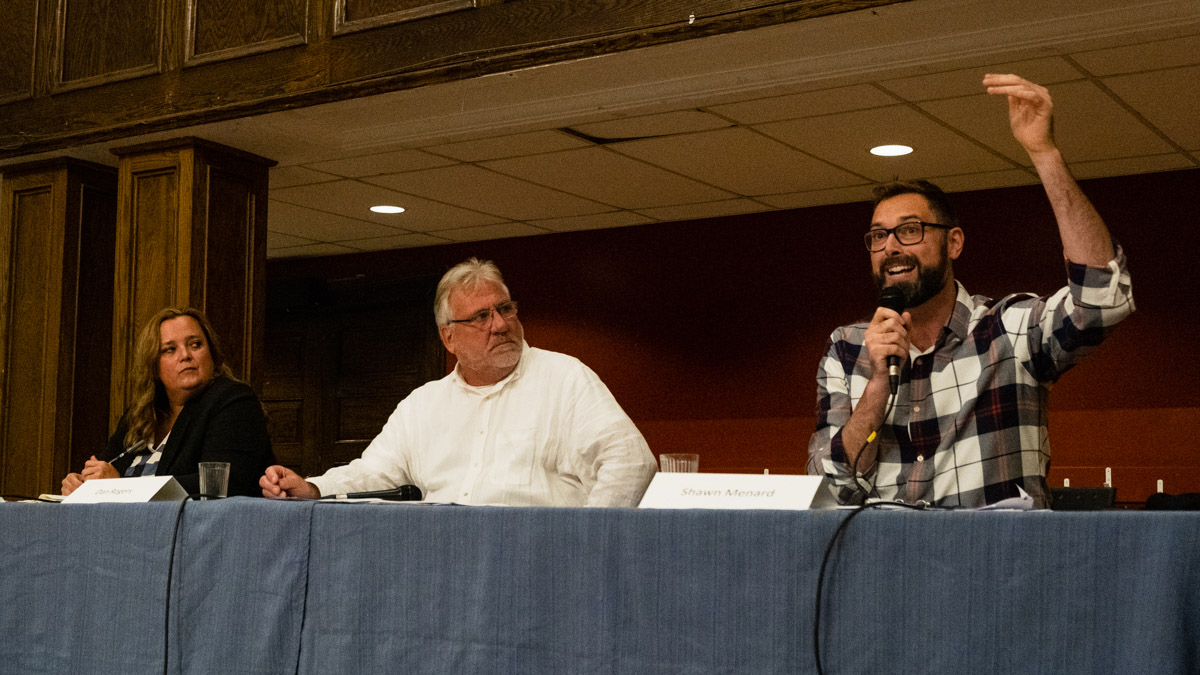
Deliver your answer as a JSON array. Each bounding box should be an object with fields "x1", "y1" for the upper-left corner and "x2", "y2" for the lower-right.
[
  {"x1": 806, "y1": 333, "x2": 867, "y2": 496},
  {"x1": 1026, "y1": 244, "x2": 1134, "y2": 382}
]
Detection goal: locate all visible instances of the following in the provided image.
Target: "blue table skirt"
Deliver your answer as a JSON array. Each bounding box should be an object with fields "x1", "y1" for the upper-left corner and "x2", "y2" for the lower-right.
[
  {"x1": 0, "y1": 502, "x2": 181, "y2": 675},
  {"x1": 3, "y1": 501, "x2": 1198, "y2": 675}
]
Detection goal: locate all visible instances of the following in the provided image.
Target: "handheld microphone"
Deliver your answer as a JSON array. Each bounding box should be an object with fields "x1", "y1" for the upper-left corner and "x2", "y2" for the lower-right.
[
  {"x1": 879, "y1": 287, "x2": 906, "y2": 395},
  {"x1": 323, "y1": 485, "x2": 423, "y2": 502}
]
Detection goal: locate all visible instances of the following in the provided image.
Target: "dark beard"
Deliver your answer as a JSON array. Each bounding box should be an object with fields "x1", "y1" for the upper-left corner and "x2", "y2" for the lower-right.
[{"x1": 873, "y1": 250, "x2": 951, "y2": 309}]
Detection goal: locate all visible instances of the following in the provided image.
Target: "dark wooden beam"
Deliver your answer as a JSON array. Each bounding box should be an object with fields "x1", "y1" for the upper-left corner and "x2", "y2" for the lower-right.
[{"x1": 0, "y1": 0, "x2": 906, "y2": 160}]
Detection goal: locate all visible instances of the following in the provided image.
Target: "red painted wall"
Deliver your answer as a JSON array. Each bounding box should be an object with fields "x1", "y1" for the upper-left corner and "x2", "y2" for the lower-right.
[{"x1": 269, "y1": 168, "x2": 1200, "y2": 503}]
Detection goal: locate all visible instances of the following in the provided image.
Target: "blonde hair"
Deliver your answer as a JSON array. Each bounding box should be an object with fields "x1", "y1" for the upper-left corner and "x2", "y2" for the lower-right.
[{"x1": 123, "y1": 308, "x2": 234, "y2": 448}]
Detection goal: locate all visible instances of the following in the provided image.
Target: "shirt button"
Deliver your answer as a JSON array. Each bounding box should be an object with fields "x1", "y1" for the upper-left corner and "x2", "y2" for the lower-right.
[
  {"x1": 917, "y1": 455, "x2": 925, "y2": 462},
  {"x1": 462, "y1": 492, "x2": 469, "y2": 497},
  {"x1": 913, "y1": 406, "x2": 921, "y2": 413}
]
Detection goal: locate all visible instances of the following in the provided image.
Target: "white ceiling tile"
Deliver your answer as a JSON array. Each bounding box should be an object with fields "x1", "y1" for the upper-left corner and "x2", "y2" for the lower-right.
[
  {"x1": 270, "y1": 179, "x2": 412, "y2": 219},
  {"x1": 304, "y1": 149, "x2": 458, "y2": 177},
  {"x1": 266, "y1": 231, "x2": 316, "y2": 249},
  {"x1": 757, "y1": 185, "x2": 877, "y2": 210},
  {"x1": 270, "y1": 166, "x2": 341, "y2": 189},
  {"x1": 364, "y1": 165, "x2": 612, "y2": 220},
  {"x1": 191, "y1": 112, "x2": 357, "y2": 166},
  {"x1": 433, "y1": 222, "x2": 551, "y2": 242},
  {"x1": 266, "y1": 242, "x2": 361, "y2": 259},
  {"x1": 1069, "y1": 154, "x2": 1196, "y2": 180},
  {"x1": 925, "y1": 169, "x2": 1040, "y2": 193},
  {"x1": 569, "y1": 110, "x2": 732, "y2": 139},
  {"x1": 1051, "y1": 81, "x2": 1182, "y2": 159},
  {"x1": 635, "y1": 199, "x2": 772, "y2": 222},
  {"x1": 339, "y1": 233, "x2": 454, "y2": 250},
  {"x1": 424, "y1": 130, "x2": 591, "y2": 162},
  {"x1": 1102, "y1": 66, "x2": 1200, "y2": 150},
  {"x1": 268, "y1": 201, "x2": 406, "y2": 241},
  {"x1": 757, "y1": 105, "x2": 1014, "y2": 180},
  {"x1": 610, "y1": 127, "x2": 864, "y2": 195},
  {"x1": 706, "y1": 85, "x2": 899, "y2": 124},
  {"x1": 919, "y1": 81, "x2": 1176, "y2": 163},
  {"x1": 483, "y1": 147, "x2": 734, "y2": 208},
  {"x1": 271, "y1": 179, "x2": 507, "y2": 231},
  {"x1": 880, "y1": 57, "x2": 1082, "y2": 101},
  {"x1": 528, "y1": 211, "x2": 654, "y2": 232},
  {"x1": 1072, "y1": 35, "x2": 1200, "y2": 76}
]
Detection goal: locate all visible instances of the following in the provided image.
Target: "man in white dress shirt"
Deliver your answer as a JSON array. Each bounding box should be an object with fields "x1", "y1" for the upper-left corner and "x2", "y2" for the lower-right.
[{"x1": 260, "y1": 258, "x2": 657, "y2": 507}]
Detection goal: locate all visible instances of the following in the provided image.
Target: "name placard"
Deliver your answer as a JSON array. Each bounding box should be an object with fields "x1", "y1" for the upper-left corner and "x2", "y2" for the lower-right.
[
  {"x1": 61, "y1": 476, "x2": 188, "y2": 504},
  {"x1": 638, "y1": 473, "x2": 837, "y2": 510}
]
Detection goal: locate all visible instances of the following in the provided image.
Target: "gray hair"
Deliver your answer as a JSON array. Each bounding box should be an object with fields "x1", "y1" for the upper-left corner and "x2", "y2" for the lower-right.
[{"x1": 434, "y1": 258, "x2": 509, "y2": 326}]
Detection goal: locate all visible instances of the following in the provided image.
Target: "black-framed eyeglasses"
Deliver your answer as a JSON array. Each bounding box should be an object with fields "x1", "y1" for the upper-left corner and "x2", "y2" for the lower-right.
[
  {"x1": 448, "y1": 300, "x2": 519, "y2": 330},
  {"x1": 864, "y1": 221, "x2": 952, "y2": 252}
]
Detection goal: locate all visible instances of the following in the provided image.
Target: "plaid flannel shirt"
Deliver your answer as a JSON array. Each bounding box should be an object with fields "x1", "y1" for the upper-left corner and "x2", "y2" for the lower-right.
[{"x1": 807, "y1": 246, "x2": 1133, "y2": 508}]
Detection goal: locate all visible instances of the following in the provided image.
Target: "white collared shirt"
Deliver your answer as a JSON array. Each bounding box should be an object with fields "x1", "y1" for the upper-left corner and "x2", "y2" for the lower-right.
[{"x1": 308, "y1": 343, "x2": 656, "y2": 507}]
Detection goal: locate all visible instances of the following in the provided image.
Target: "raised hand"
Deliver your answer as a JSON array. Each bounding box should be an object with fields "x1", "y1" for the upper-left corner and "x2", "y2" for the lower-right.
[{"x1": 983, "y1": 73, "x2": 1056, "y2": 157}]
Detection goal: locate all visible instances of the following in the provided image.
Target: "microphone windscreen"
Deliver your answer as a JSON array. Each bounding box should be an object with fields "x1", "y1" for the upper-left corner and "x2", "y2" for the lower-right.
[{"x1": 879, "y1": 286, "x2": 906, "y2": 314}]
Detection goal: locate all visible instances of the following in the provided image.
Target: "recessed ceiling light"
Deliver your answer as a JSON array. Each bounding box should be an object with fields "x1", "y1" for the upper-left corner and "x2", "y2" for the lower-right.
[
  {"x1": 370, "y1": 205, "x2": 405, "y2": 214},
  {"x1": 870, "y1": 144, "x2": 913, "y2": 157}
]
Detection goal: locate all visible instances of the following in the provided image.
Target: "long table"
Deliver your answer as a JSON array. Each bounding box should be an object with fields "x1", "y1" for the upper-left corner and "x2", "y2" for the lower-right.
[{"x1": 2, "y1": 499, "x2": 1197, "y2": 674}]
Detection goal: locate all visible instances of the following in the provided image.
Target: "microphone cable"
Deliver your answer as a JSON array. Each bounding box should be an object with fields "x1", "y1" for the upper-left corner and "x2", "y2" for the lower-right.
[
  {"x1": 812, "y1": 499, "x2": 928, "y2": 675},
  {"x1": 161, "y1": 498, "x2": 189, "y2": 675},
  {"x1": 815, "y1": 390, "x2": 896, "y2": 674},
  {"x1": 849, "y1": 392, "x2": 897, "y2": 504}
]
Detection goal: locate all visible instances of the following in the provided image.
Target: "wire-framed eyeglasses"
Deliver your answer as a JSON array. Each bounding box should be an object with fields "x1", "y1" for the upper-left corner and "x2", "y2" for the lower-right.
[
  {"x1": 864, "y1": 221, "x2": 952, "y2": 252},
  {"x1": 448, "y1": 300, "x2": 519, "y2": 330}
]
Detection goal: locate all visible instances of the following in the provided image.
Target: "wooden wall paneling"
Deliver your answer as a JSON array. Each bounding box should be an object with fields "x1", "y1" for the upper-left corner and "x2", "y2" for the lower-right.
[
  {"x1": 0, "y1": 0, "x2": 38, "y2": 104},
  {"x1": 0, "y1": 173, "x2": 58, "y2": 496},
  {"x1": 110, "y1": 149, "x2": 184, "y2": 424},
  {"x1": 0, "y1": 159, "x2": 116, "y2": 497},
  {"x1": 67, "y1": 177, "x2": 117, "y2": 474},
  {"x1": 52, "y1": 0, "x2": 164, "y2": 92},
  {"x1": 324, "y1": 283, "x2": 442, "y2": 470},
  {"x1": 191, "y1": 142, "x2": 272, "y2": 389},
  {"x1": 0, "y1": 0, "x2": 899, "y2": 159},
  {"x1": 261, "y1": 318, "x2": 309, "y2": 470},
  {"x1": 110, "y1": 137, "x2": 274, "y2": 427},
  {"x1": 185, "y1": 0, "x2": 309, "y2": 67},
  {"x1": 261, "y1": 274, "x2": 443, "y2": 476},
  {"x1": 334, "y1": 0, "x2": 473, "y2": 35},
  {"x1": 322, "y1": 0, "x2": 847, "y2": 84}
]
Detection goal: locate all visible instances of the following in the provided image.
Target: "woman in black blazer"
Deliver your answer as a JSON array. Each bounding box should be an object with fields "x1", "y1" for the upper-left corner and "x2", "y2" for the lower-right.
[{"x1": 61, "y1": 308, "x2": 274, "y2": 497}]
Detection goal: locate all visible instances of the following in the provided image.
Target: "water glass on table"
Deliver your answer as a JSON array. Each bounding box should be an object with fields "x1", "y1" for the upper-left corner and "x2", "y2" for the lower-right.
[
  {"x1": 198, "y1": 461, "x2": 230, "y2": 500},
  {"x1": 659, "y1": 453, "x2": 699, "y2": 473}
]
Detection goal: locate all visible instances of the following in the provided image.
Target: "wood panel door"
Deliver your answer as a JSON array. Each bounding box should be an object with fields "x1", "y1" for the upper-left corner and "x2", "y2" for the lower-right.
[{"x1": 262, "y1": 275, "x2": 443, "y2": 477}]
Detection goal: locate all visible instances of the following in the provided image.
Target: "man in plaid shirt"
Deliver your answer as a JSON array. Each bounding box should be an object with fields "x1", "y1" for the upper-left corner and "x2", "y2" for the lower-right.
[{"x1": 806, "y1": 74, "x2": 1134, "y2": 508}]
